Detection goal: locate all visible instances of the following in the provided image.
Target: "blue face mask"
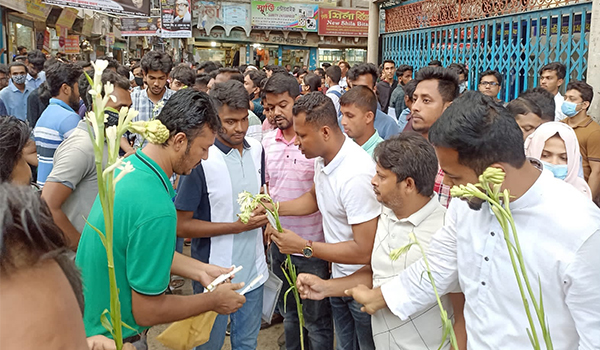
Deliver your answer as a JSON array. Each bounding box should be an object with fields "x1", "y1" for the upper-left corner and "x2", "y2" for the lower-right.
[
  {"x1": 561, "y1": 101, "x2": 581, "y2": 117},
  {"x1": 542, "y1": 160, "x2": 568, "y2": 180}
]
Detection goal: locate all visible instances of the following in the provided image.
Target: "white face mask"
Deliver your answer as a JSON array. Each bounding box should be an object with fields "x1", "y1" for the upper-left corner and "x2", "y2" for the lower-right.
[{"x1": 459, "y1": 81, "x2": 467, "y2": 94}]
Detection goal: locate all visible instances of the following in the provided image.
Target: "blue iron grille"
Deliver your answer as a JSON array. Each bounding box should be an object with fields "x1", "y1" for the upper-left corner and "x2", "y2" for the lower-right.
[{"x1": 382, "y1": 2, "x2": 592, "y2": 102}]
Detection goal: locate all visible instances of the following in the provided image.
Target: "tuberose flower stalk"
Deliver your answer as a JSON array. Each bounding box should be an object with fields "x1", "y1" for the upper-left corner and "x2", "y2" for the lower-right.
[
  {"x1": 237, "y1": 191, "x2": 306, "y2": 350},
  {"x1": 84, "y1": 60, "x2": 169, "y2": 350},
  {"x1": 450, "y1": 167, "x2": 553, "y2": 350}
]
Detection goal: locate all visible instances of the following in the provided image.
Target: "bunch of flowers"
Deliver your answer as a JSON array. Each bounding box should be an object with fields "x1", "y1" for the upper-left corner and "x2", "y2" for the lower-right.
[
  {"x1": 237, "y1": 191, "x2": 306, "y2": 350},
  {"x1": 84, "y1": 60, "x2": 170, "y2": 350}
]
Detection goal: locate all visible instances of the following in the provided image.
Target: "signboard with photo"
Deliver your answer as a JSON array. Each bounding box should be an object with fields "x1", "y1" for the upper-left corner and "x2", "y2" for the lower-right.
[
  {"x1": 121, "y1": 17, "x2": 160, "y2": 36},
  {"x1": 160, "y1": 0, "x2": 193, "y2": 38},
  {"x1": 193, "y1": 1, "x2": 251, "y2": 36},
  {"x1": 42, "y1": 0, "x2": 151, "y2": 17},
  {"x1": 318, "y1": 8, "x2": 368, "y2": 37},
  {"x1": 251, "y1": 1, "x2": 318, "y2": 32}
]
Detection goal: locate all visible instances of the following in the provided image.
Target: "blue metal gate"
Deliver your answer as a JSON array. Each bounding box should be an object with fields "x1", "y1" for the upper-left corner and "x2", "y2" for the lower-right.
[{"x1": 381, "y1": 1, "x2": 592, "y2": 102}]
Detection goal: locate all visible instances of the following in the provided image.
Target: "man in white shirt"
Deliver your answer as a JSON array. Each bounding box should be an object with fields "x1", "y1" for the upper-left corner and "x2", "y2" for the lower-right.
[
  {"x1": 295, "y1": 133, "x2": 467, "y2": 350},
  {"x1": 325, "y1": 65, "x2": 343, "y2": 117},
  {"x1": 539, "y1": 62, "x2": 567, "y2": 121},
  {"x1": 346, "y1": 91, "x2": 600, "y2": 349},
  {"x1": 267, "y1": 91, "x2": 380, "y2": 350}
]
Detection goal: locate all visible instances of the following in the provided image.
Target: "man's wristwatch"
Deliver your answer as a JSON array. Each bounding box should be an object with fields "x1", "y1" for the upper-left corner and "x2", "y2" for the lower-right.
[{"x1": 302, "y1": 240, "x2": 313, "y2": 258}]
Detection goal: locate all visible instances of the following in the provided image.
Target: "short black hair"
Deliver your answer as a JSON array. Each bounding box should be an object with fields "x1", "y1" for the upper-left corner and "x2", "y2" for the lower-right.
[
  {"x1": 325, "y1": 66, "x2": 342, "y2": 84},
  {"x1": 448, "y1": 63, "x2": 468, "y2": 80},
  {"x1": 44, "y1": 58, "x2": 59, "y2": 71},
  {"x1": 338, "y1": 61, "x2": 350, "y2": 70},
  {"x1": 75, "y1": 61, "x2": 92, "y2": 70},
  {"x1": 517, "y1": 87, "x2": 555, "y2": 121},
  {"x1": 479, "y1": 69, "x2": 503, "y2": 86},
  {"x1": 140, "y1": 50, "x2": 173, "y2": 75},
  {"x1": 566, "y1": 80, "x2": 594, "y2": 105},
  {"x1": 170, "y1": 65, "x2": 196, "y2": 87},
  {"x1": 195, "y1": 73, "x2": 212, "y2": 86},
  {"x1": 322, "y1": 62, "x2": 332, "y2": 69},
  {"x1": 98, "y1": 56, "x2": 119, "y2": 71},
  {"x1": 217, "y1": 68, "x2": 244, "y2": 83},
  {"x1": 8, "y1": 62, "x2": 27, "y2": 75},
  {"x1": 209, "y1": 80, "x2": 250, "y2": 111},
  {"x1": 347, "y1": 63, "x2": 378, "y2": 88},
  {"x1": 17, "y1": 45, "x2": 27, "y2": 52},
  {"x1": 374, "y1": 132, "x2": 438, "y2": 196},
  {"x1": 314, "y1": 68, "x2": 325, "y2": 77},
  {"x1": 0, "y1": 183, "x2": 84, "y2": 313},
  {"x1": 197, "y1": 61, "x2": 218, "y2": 74},
  {"x1": 0, "y1": 116, "x2": 30, "y2": 183},
  {"x1": 292, "y1": 91, "x2": 339, "y2": 129},
  {"x1": 267, "y1": 65, "x2": 288, "y2": 75},
  {"x1": 263, "y1": 73, "x2": 300, "y2": 99},
  {"x1": 428, "y1": 60, "x2": 442, "y2": 67},
  {"x1": 506, "y1": 97, "x2": 543, "y2": 122},
  {"x1": 116, "y1": 65, "x2": 130, "y2": 80},
  {"x1": 79, "y1": 69, "x2": 131, "y2": 122},
  {"x1": 0, "y1": 64, "x2": 8, "y2": 75},
  {"x1": 340, "y1": 86, "x2": 377, "y2": 116},
  {"x1": 156, "y1": 88, "x2": 221, "y2": 146},
  {"x1": 383, "y1": 60, "x2": 395, "y2": 67},
  {"x1": 245, "y1": 69, "x2": 267, "y2": 89},
  {"x1": 414, "y1": 66, "x2": 459, "y2": 103},
  {"x1": 45, "y1": 62, "x2": 83, "y2": 98},
  {"x1": 26, "y1": 50, "x2": 46, "y2": 72},
  {"x1": 396, "y1": 64, "x2": 413, "y2": 76},
  {"x1": 403, "y1": 79, "x2": 418, "y2": 100},
  {"x1": 540, "y1": 62, "x2": 566, "y2": 80},
  {"x1": 303, "y1": 73, "x2": 322, "y2": 93},
  {"x1": 296, "y1": 69, "x2": 307, "y2": 77},
  {"x1": 429, "y1": 91, "x2": 527, "y2": 174}
]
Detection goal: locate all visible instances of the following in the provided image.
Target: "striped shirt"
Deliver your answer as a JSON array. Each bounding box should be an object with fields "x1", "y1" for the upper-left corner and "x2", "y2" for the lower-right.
[
  {"x1": 131, "y1": 87, "x2": 174, "y2": 147},
  {"x1": 262, "y1": 129, "x2": 324, "y2": 243},
  {"x1": 34, "y1": 98, "x2": 81, "y2": 187},
  {"x1": 434, "y1": 168, "x2": 451, "y2": 208}
]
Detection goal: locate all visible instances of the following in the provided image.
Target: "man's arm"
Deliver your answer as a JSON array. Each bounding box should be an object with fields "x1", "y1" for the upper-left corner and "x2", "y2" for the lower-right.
[
  {"x1": 270, "y1": 217, "x2": 377, "y2": 265},
  {"x1": 276, "y1": 183, "x2": 319, "y2": 216},
  {"x1": 22, "y1": 139, "x2": 38, "y2": 167},
  {"x1": 131, "y1": 282, "x2": 246, "y2": 327},
  {"x1": 296, "y1": 265, "x2": 373, "y2": 300},
  {"x1": 587, "y1": 161, "x2": 600, "y2": 205},
  {"x1": 171, "y1": 251, "x2": 234, "y2": 287},
  {"x1": 41, "y1": 182, "x2": 79, "y2": 249},
  {"x1": 564, "y1": 230, "x2": 600, "y2": 349},
  {"x1": 176, "y1": 210, "x2": 268, "y2": 238}
]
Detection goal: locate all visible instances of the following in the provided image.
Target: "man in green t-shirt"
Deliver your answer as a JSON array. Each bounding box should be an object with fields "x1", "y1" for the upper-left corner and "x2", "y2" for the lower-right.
[{"x1": 76, "y1": 89, "x2": 247, "y2": 347}]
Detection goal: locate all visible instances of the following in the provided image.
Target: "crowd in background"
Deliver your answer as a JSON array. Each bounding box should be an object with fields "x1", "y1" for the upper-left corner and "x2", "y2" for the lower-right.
[{"x1": 1, "y1": 47, "x2": 599, "y2": 350}]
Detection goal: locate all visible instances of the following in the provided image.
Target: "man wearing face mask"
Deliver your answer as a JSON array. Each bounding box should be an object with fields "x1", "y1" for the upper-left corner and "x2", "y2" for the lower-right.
[
  {"x1": 561, "y1": 80, "x2": 600, "y2": 204},
  {"x1": 244, "y1": 69, "x2": 267, "y2": 122},
  {"x1": 25, "y1": 50, "x2": 46, "y2": 89},
  {"x1": 131, "y1": 63, "x2": 145, "y2": 91},
  {"x1": 41, "y1": 71, "x2": 132, "y2": 250},
  {"x1": 33, "y1": 62, "x2": 83, "y2": 188},
  {"x1": 0, "y1": 61, "x2": 32, "y2": 121},
  {"x1": 448, "y1": 63, "x2": 468, "y2": 95}
]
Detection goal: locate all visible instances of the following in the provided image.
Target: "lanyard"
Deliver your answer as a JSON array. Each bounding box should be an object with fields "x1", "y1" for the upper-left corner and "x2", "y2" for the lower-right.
[{"x1": 134, "y1": 152, "x2": 170, "y2": 194}]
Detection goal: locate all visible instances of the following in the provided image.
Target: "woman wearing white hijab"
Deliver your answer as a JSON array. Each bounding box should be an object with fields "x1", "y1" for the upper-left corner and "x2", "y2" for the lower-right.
[{"x1": 525, "y1": 121, "x2": 592, "y2": 198}]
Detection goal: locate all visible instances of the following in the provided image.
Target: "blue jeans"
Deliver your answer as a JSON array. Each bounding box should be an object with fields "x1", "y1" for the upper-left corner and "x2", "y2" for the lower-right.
[
  {"x1": 270, "y1": 244, "x2": 333, "y2": 350},
  {"x1": 195, "y1": 284, "x2": 264, "y2": 350},
  {"x1": 330, "y1": 296, "x2": 375, "y2": 350},
  {"x1": 175, "y1": 237, "x2": 184, "y2": 254}
]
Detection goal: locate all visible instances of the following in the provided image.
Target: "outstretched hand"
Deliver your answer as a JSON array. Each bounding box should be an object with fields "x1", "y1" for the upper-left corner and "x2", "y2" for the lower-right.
[{"x1": 344, "y1": 285, "x2": 386, "y2": 315}]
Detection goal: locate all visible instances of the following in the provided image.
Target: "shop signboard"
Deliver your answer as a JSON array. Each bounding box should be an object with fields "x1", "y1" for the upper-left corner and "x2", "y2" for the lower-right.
[
  {"x1": 106, "y1": 33, "x2": 115, "y2": 47},
  {"x1": 0, "y1": 0, "x2": 27, "y2": 13},
  {"x1": 121, "y1": 17, "x2": 160, "y2": 36},
  {"x1": 251, "y1": 1, "x2": 318, "y2": 32},
  {"x1": 42, "y1": 0, "x2": 150, "y2": 17},
  {"x1": 160, "y1": 0, "x2": 193, "y2": 38},
  {"x1": 82, "y1": 15, "x2": 94, "y2": 37},
  {"x1": 64, "y1": 35, "x2": 80, "y2": 54},
  {"x1": 56, "y1": 7, "x2": 78, "y2": 30},
  {"x1": 43, "y1": 30, "x2": 51, "y2": 52},
  {"x1": 193, "y1": 1, "x2": 251, "y2": 36},
  {"x1": 26, "y1": 0, "x2": 52, "y2": 22},
  {"x1": 194, "y1": 27, "x2": 319, "y2": 46},
  {"x1": 318, "y1": 8, "x2": 368, "y2": 37}
]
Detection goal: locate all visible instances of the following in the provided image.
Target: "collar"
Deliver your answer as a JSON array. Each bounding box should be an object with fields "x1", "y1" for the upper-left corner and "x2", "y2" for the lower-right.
[
  {"x1": 143, "y1": 87, "x2": 173, "y2": 103},
  {"x1": 49, "y1": 98, "x2": 75, "y2": 113},
  {"x1": 328, "y1": 85, "x2": 342, "y2": 92},
  {"x1": 27, "y1": 74, "x2": 40, "y2": 81},
  {"x1": 275, "y1": 128, "x2": 296, "y2": 145},
  {"x1": 321, "y1": 136, "x2": 351, "y2": 175},
  {"x1": 382, "y1": 195, "x2": 439, "y2": 227},
  {"x1": 564, "y1": 115, "x2": 593, "y2": 129},
  {"x1": 214, "y1": 137, "x2": 251, "y2": 155},
  {"x1": 495, "y1": 158, "x2": 546, "y2": 211},
  {"x1": 8, "y1": 80, "x2": 28, "y2": 93},
  {"x1": 361, "y1": 131, "x2": 381, "y2": 151},
  {"x1": 135, "y1": 149, "x2": 176, "y2": 197}
]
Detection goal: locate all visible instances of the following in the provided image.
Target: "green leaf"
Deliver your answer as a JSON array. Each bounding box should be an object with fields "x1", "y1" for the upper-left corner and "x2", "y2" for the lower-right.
[
  {"x1": 84, "y1": 71, "x2": 94, "y2": 87},
  {"x1": 100, "y1": 309, "x2": 114, "y2": 337},
  {"x1": 283, "y1": 286, "x2": 294, "y2": 313},
  {"x1": 121, "y1": 321, "x2": 137, "y2": 332},
  {"x1": 85, "y1": 218, "x2": 107, "y2": 249}
]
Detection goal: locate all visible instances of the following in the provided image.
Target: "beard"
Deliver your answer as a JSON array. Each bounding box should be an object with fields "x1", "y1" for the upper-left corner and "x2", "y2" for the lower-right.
[
  {"x1": 218, "y1": 129, "x2": 245, "y2": 146},
  {"x1": 69, "y1": 92, "x2": 80, "y2": 112},
  {"x1": 465, "y1": 197, "x2": 484, "y2": 211},
  {"x1": 274, "y1": 115, "x2": 292, "y2": 130}
]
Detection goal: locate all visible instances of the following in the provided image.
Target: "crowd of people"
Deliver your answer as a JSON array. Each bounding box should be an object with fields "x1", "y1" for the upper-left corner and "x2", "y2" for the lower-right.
[{"x1": 1, "y1": 47, "x2": 599, "y2": 350}]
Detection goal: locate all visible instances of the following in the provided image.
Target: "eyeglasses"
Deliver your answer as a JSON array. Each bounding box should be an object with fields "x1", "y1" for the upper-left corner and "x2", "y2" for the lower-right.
[{"x1": 480, "y1": 81, "x2": 499, "y2": 87}]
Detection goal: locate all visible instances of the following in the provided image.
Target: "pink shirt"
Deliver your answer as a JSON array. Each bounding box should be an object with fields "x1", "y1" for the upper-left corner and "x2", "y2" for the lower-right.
[{"x1": 262, "y1": 129, "x2": 324, "y2": 243}]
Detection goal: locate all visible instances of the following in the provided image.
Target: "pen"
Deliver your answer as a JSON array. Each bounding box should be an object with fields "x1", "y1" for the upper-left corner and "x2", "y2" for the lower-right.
[
  {"x1": 205, "y1": 265, "x2": 243, "y2": 292},
  {"x1": 239, "y1": 274, "x2": 264, "y2": 296}
]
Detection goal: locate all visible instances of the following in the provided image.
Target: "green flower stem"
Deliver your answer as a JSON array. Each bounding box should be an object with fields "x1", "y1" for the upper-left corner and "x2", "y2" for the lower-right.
[
  {"x1": 412, "y1": 237, "x2": 459, "y2": 350},
  {"x1": 257, "y1": 200, "x2": 305, "y2": 350}
]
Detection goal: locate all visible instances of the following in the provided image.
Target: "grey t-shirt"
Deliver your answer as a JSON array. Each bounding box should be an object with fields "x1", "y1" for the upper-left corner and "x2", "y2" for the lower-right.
[{"x1": 46, "y1": 120, "x2": 105, "y2": 233}]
